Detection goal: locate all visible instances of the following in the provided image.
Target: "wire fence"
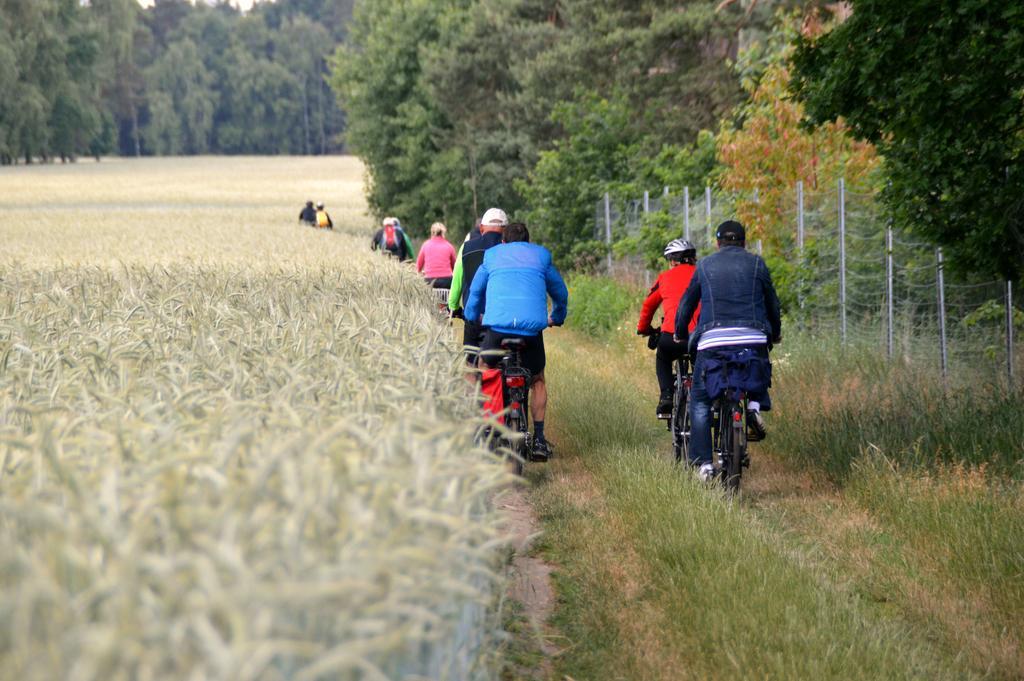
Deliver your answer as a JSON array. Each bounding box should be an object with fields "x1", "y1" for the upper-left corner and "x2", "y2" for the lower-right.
[{"x1": 594, "y1": 181, "x2": 1022, "y2": 386}]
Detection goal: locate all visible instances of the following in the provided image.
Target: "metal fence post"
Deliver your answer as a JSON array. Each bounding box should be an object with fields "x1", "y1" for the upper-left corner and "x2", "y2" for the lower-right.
[
  {"x1": 603, "y1": 192, "x2": 612, "y2": 272},
  {"x1": 1008, "y1": 280, "x2": 1015, "y2": 385},
  {"x1": 663, "y1": 185, "x2": 670, "y2": 197},
  {"x1": 839, "y1": 178, "x2": 847, "y2": 344},
  {"x1": 796, "y1": 180, "x2": 805, "y2": 252},
  {"x1": 683, "y1": 186, "x2": 690, "y2": 241},
  {"x1": 643, "y1": 190, "x2": 650, "y2": 215},
  {"x1": 756, "y1": 239, "x2": 763, "y2": 255},
  {"x1": 886, "y1": 224, "x2": 894, "y2": 360},
  {"x1": 937, "y1": 248, "x2": 948, "y2": 381}
]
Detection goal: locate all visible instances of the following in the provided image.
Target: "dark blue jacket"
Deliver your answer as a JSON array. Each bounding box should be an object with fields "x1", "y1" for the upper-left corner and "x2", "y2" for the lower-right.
[
  {"x1": 464, "y1": 242, "x2": 569, "y2": 336},
  {"x1": 674, "y1": 245, "x2": 781, "y2": 352}
]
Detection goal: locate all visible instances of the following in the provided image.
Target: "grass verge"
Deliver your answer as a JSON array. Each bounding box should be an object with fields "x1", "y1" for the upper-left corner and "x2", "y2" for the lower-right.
[{"x1": 533, "y1": 330, "x2": 977, "y2": 680}]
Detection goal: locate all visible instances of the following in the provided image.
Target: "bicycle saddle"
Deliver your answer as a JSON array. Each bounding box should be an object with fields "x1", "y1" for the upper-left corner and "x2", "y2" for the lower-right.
[{"x1": 500, "y1": 338, "x2": 527, "y2": 351}]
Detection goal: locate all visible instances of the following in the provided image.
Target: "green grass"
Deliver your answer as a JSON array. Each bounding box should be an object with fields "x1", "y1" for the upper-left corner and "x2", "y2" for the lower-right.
[
  {"x1": 534, "y1": 332, "x2": 977, "y2": 680},
  {"x1": 769, "y1": 333, "x2": 1024, "y2": 481},
  {"x1": 845, "y1": 459, "x2": 1024, "y2": 675}
]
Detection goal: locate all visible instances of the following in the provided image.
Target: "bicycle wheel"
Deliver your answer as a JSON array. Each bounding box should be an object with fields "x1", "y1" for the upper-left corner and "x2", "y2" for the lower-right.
[
  {"x1": 722, "y1": 404, "x2": 744, "y2": 492},
  {"x1": 672, "y1": 383, "x2": 690, "y2": 463},
  {"x1": 505, "y1": 415, "x2": 525, "y2": 476}
]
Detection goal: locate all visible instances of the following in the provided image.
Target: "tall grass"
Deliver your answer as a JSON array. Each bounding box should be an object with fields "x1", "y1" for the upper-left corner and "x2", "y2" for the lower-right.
[{"x1": 769, "y1": 333, "x2": 1024, "y2": 481}]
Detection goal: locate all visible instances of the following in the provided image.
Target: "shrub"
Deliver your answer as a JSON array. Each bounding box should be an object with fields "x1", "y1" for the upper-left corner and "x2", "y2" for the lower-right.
[{"x1": 565, "y1": 274, "x2": 642, "y2": 338}]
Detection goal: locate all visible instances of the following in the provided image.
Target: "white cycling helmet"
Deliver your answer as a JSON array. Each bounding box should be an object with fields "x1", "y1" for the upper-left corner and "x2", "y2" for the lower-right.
[{"x1": 664, "y1": 238, "x2": 696, "y2": 258}]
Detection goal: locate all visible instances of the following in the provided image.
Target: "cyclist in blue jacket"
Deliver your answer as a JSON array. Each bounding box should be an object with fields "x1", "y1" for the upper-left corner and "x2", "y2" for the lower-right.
[{"x1": 464, "y1": 222, "x2": 569, "y2": 459}]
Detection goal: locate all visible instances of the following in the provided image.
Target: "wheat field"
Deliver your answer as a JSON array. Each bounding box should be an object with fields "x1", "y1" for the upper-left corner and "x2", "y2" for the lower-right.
[{"x1": 0, "y1": 157, "x2": 507, "y2": 680}]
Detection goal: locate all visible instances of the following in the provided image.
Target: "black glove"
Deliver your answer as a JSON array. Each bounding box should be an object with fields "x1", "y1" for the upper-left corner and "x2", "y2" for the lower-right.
[
  {"x1": 451, "y1": 308, "x2": 464, "y2": 320},
  {"x1": 647, "y1": 333, "x2": 659, "y2": 350}
]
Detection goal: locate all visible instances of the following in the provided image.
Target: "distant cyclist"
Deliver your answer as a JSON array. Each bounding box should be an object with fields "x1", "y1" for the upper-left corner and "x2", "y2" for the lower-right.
[
  {"x1": 299, "y1": 200, "x2": 316, "y2": 225},
  {"x1": 417, "y1": 222, "x2": 457, "y2": 288},
  {"x1": 674, "y1": 221, "x2": 781, "y2": 481},
  {"x1": 637, "y1": 239, "x2": 700, "y2": 417},
  {"x1": 372, "y1": 216, "x2": 413, "y2": 261},
  {"x1": 314, "y1": 202, "x2": 333, "y2": 229},
  {"x1": 449, "y1": 208, "x2": 508, "y2": 364},
  {"x1": 464, "y1": 222, "x2": 568, "y2": 459}
]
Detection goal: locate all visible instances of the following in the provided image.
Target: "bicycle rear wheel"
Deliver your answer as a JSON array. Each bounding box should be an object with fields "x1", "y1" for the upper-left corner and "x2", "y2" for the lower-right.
[
  {"x1": 505, "y1": 415, "x2": 525, "y2": 476},
  {"x1": 722, "y1": 404, "x2": 744, "y2": 492}
]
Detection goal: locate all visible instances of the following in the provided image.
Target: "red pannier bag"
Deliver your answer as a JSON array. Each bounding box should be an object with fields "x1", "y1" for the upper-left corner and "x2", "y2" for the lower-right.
[{"x1": 480, "y1": 367, "x2": 505, "y2": 424}]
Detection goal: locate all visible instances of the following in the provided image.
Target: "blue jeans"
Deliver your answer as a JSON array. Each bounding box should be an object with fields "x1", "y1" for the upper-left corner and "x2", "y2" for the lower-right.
[
  {"x1": 687, "y1": 346, "x2": 771, "y2": 466},
  {"x1": 687, "y1": 351, "x2": 714, "y2": 466}
]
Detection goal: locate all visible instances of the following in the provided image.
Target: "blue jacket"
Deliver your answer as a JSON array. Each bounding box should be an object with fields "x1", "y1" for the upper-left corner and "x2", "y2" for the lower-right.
[
  {"x1": 465, "y1": 242, "x2": 569, "y2": 336},
  {"x1": 674, "y1": 245, "x2": 781, "y2": 352}
]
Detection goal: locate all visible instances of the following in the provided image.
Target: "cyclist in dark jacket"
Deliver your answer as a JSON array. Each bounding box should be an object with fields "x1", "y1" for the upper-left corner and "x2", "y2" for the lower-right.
[
  {"x1": 449, "y1": 208, "x2": 507, "y2": 364},
  {"x1": 674, "y1": 220, "x2": 781, "y2": 481},
  {"x1": 299, "y1": 200, "x2": 316, "y2": 225},
  {"x1": 371, "y1": 217, "x2": 414, "y2": 261}
]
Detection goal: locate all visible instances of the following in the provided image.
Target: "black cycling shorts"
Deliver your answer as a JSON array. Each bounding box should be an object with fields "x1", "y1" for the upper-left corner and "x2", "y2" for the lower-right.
[{"x1": 480, "y1": 329, "x2": 546, "y2": 377}]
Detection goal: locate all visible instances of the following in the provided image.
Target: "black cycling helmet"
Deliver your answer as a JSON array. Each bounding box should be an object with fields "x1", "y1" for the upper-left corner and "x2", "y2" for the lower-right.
[{"x1": 664, "y1": 238, "x2": 697, "y2": 259}]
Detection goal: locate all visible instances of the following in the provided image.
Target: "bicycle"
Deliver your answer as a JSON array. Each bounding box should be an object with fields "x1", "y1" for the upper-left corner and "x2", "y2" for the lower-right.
[
  {"x1": 478, "y1": 339, "x2": 532, "y2": 476},
  {"x1": 710, "y1": 388, "x2": 749, "y2": 492},
  {"x1": 499, "y1": 338, "x2": 532, "y2": 476},
  {"x1": 641, "y1": 329, "x2": 692, "y2": 464}
]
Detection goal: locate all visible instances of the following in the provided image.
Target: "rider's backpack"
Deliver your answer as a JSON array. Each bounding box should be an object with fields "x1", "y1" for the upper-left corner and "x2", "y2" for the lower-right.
[{"x1": 384, "y1": 224, "x2": 398, "y2": 249}]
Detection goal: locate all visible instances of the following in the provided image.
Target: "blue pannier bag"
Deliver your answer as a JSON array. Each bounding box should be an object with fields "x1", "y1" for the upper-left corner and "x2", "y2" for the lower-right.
[{"x1": 702, "y1": 347, "x2": 772, "y2": 403}]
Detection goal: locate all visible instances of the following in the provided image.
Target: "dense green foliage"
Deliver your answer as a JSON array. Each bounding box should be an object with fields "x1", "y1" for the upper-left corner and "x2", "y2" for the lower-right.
[
  {"x1": 0, "y1": 0, "x2": 352, "y2": 163},
  {"x1": 331, "y1": 0, "x2": 779, "y2": 238},
  {"x1": 790, "y1": 0, "x2": 1024, "y2": 280},
  {"x1": 564, "y1": 273, "x2": 642, "y2": 338}
]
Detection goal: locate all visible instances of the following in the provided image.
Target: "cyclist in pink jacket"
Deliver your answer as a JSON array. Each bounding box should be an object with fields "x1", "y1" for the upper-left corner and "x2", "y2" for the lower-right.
[{"x1": 417, "y1": 222, "x2": 457, "y2": 289}]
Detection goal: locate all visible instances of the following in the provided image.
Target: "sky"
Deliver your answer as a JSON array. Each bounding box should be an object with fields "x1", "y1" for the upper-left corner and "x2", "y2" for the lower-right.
[{"x1": 136, "y1": 0, "x2": 261, "y2": 10}]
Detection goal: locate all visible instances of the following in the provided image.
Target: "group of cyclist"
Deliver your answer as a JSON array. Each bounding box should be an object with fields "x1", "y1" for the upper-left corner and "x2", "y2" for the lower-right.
[
  {"x1": 371, "y1": 208, "x2": 568, "y2": 462},
  {"x1": 298, "y1": 200, "x2": 334, "y2": 229},
  {"x1": 640, "y1": 220, "x2": 781, "y2": 481},
  {"x1": 368, "y1": 205, "x2": 780, "y2": 481}
]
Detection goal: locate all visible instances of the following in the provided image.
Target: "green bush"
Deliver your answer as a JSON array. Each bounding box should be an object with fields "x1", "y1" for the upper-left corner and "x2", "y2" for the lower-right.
[{"x1": 565, "y1": 275, "x2": 642, "y2": 338}]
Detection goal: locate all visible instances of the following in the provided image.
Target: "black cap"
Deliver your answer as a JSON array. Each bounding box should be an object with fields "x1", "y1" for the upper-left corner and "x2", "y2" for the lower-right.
[{"x1": 716, "y1": 220, "x2": 745, "y2": 242}]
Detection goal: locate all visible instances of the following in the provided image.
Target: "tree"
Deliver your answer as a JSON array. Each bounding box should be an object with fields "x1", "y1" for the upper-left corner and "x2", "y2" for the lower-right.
[
  {"x1": 790, "y1": 1, "x2": 1024, "y2": 280},
  {"x1": 717, "y1": 14, "x2": 879, "y2": 251},
  {"x1": 517, "y1": 94, "x2": 640, "y2": 264},
  {"x1": 330, "y1": 0, "x2": 473, "y2": 235},
  {"x1": 142, "y1": 38, "x2": 215, "y2": 154},
  {"x1": 91, "y1": 0, "x2": 144, "y2": 156},
  {"x1": 0, "y1": 0, "x2": 105, "y2": 163}
]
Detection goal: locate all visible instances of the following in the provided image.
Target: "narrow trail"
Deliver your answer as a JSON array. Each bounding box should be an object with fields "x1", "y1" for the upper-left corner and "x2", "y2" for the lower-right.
[
  {"x1": 498, "y1": 486, "x2": 560, "y2": 680},
  {"x1": 499, "y1": 328, "x2": 1006, "y2": 680}
]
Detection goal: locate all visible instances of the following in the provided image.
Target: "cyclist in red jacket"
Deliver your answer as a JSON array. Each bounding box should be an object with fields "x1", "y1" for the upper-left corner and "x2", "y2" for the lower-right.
[{"x1": 637, "y1": 239, "x2": 700, "y2": 417}]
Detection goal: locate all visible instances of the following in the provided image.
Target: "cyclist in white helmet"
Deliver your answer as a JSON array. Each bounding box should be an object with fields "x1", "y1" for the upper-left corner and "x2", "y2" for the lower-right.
[{"x1": 637, "y1": 238, "x2": 700, "y2": 416}]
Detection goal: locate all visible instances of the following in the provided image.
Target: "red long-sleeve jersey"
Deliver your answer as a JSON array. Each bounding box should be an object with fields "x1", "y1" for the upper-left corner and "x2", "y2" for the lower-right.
[{"x1": 637, "y1": 263, "x2": 699, "y2": 335}]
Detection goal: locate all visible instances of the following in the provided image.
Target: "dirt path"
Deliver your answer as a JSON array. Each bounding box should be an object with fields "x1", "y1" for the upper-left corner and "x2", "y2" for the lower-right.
[{"x1": 498, "y1": 486, "x2": 561, "y2": 679}]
